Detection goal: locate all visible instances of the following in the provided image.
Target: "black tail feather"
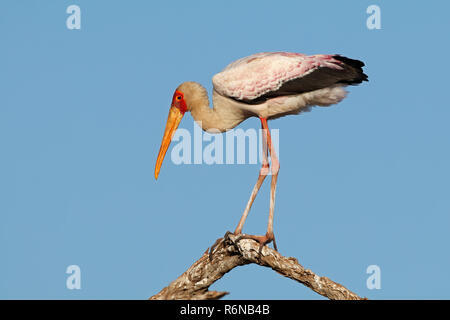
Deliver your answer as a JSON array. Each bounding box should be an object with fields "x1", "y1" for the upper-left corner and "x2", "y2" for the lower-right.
[{"x1": 333, "y1": 55, "x2": 368, "y2": 85}]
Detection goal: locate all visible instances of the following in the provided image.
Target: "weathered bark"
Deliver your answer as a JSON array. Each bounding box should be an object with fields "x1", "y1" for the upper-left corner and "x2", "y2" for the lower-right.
[{"x1": 150, "y1": 233, "x2": 365, "y2": 300}]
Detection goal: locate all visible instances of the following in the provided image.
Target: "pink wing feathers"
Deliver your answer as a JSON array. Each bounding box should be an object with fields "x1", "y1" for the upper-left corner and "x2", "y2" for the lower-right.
[{"x1": 212, "y1": 52, "x2": 366, "y2": 102}]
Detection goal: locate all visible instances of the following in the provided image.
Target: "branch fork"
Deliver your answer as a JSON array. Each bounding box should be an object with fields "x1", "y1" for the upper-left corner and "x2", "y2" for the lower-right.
[{"x1": 150, "y1": 233, "x2": 365, "y2": 300}]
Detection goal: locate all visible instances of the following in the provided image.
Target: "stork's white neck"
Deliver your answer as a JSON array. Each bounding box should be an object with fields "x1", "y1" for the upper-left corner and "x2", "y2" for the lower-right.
[
  {"x1": 190, "y1": 96, "x2": 223, "y2": 132},
  {"x1": 179, "y1": 82, "x2": 248, "y2": 133}
]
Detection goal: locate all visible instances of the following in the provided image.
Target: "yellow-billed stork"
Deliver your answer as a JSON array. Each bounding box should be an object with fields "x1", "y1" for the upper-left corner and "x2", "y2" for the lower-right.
[{"x1": 155, "y1": 52, "x2": 368, "y2": 252}]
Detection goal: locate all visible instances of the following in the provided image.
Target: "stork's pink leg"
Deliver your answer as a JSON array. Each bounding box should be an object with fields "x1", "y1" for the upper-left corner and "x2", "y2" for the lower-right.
[
  {"x1": 210, "y1": 118, "x2": 279, "y2": 259},
  {"x1": 235, "y1": 118, "x2": 279, "y2": 252},
  {"x1": 234, "y1": 119, "x2": 269, "y2": 234},
  {"x1": 209, "y1": 119, "x2": 269, "y2": 260},
  {"x1": 263, "y1": 117, "x2": 280, "y2": 250}
]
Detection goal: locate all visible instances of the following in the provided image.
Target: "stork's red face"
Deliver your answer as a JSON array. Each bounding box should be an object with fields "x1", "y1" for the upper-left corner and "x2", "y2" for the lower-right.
[{"x1": 154, "y1": 90, "x2": 187, "y2": 180}]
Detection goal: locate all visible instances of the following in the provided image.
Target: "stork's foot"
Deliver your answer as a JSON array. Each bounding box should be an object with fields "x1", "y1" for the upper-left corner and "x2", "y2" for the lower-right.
[
  {"x1": 208, "y1": 231, "x2": 278, "y2": 261},
  {"x1": 208, "y1": 231, "x2": 234, "y2": 261},
  {"x1": 235, "y1": 232, "x2": 278, "y2": 257}
]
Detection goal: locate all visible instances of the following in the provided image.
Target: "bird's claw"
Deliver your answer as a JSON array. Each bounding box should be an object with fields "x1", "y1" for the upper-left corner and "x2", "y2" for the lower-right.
[
  {"x1": 208, "y1": 231, "x2": 278, "y2": 261},
  {"x1": 208, "y1": 231, "x2": 234, "y2": 261},
  {"x1": 234, "y1": 233, "x2": 278, "y2": 260}
]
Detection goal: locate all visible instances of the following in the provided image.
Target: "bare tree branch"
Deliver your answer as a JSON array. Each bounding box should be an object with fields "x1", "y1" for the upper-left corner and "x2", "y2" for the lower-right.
[{"x1": 149, "y1": 233, "x2": 365, "y2": 300}]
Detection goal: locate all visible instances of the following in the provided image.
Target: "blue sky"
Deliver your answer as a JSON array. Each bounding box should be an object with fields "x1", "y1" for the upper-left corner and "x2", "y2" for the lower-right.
[{"x1": 1, "y1": 0, "x2": 449, "y2": 299}]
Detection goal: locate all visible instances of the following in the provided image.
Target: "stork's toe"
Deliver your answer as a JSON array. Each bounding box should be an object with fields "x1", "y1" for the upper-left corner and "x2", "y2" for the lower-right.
[
  {"x1": 235, "y1": 232, "x2": 278, "y2": 255},
  {"x1": 208, "y1": 231, "x2": 235, "y2": 261}
]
